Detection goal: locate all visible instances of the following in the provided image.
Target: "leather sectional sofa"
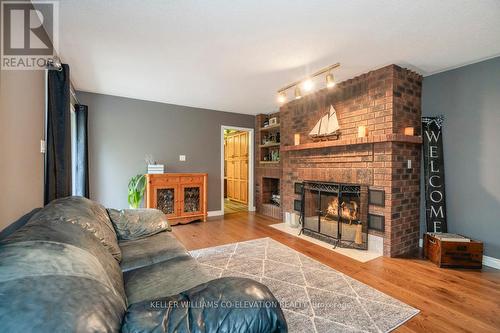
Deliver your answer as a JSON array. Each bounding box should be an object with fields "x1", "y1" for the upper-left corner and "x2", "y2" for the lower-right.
[{"x1": 0, "y1": 197, "x2": 287, "y2": 332}]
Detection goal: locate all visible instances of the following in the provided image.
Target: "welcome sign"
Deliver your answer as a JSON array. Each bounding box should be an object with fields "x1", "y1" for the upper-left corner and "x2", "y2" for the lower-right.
[{"x1": 422, "y1": 116, "x2": 447, "y2": 233}]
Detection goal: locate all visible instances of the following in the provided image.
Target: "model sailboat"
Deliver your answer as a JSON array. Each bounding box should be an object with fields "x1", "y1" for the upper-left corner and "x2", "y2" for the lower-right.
[{"x1": 309, "y1": 105, "x2": 340, "y2": 139}]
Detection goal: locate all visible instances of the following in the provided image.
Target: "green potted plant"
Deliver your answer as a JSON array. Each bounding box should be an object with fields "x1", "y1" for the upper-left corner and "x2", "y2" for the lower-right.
[{"x1": 128, "y1": 174, "x2": 146, "y2": 209}]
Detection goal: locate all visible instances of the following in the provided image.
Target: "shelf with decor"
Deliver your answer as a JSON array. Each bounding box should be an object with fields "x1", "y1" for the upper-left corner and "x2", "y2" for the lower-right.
[
  {"x1": 259, "y1": 142, "x2": 280, "y2": 148},
  {"x1": 256, "y1": 112, "x2": 282, "y2": 220},
  {"x1": 259, "y1": 123, "x2": 280, "y2": 131},
  {"x1": 257, "y1": 113, "x2": 281, "y2": 164}
]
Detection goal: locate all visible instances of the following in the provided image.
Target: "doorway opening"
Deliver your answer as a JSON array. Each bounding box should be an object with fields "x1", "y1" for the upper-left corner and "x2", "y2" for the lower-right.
[{"x1": 221, "y1": 126, "x2": 254, "y2": 215}]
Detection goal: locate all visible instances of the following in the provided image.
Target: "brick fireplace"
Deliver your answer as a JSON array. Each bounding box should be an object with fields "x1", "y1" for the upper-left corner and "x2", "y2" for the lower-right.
[{"x1": 257, "y1": 64, "x2": 422, "y2": 257}]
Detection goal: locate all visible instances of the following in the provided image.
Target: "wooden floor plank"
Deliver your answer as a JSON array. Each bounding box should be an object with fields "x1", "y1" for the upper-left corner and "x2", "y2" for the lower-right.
[{"x1": 171, "y1": 212, "x2": 500, "y2": 333}]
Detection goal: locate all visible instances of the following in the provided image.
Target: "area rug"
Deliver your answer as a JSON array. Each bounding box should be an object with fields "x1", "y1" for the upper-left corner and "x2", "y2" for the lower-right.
[{"x1": 190, "y1": 238, "x2": 419, "y2": 333}]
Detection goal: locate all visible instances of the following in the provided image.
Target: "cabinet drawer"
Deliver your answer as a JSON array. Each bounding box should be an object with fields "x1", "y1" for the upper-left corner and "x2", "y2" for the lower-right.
[
  {"x1": 150, "y1": 176, "x2": 180, "y2": 185},
  {"x1": 181, "y1": 176, "x2": 203, "y2": 183}
]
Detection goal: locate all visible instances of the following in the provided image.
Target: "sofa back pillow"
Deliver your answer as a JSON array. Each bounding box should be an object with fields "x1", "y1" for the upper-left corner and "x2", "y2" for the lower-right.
[
  {"x1": 32, "y1": 196, "x2": 122, "y2": 261},
  {"x1": 107, "y1": 209, "x2": 171, "y2": 241}
]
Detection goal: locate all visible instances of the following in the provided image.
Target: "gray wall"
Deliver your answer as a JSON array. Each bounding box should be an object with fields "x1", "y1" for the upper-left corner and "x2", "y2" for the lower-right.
[
  {"x1": 0, "y1": 69, "x2": 45, "y2": 230},
  {"x1": 76, "y1": 92, "x2": 254, "y2": 211},
  {"x1": 421, "y1": 56, "x2": 500, "y2": 258}
]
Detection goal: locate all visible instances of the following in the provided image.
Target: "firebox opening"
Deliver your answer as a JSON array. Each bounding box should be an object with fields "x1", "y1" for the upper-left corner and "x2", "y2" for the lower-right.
[
  {"x1": 262, "y1": 177, "x2": 280, "y2": 207},
  {"x1": 301, "y1": 181, "x2": 368, "y2": 250}
]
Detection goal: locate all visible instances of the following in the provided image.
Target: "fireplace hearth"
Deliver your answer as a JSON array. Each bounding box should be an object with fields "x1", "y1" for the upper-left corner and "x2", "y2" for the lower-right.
[{"x1": 301, "y1": 181, "x2": 368, "y2": 250}]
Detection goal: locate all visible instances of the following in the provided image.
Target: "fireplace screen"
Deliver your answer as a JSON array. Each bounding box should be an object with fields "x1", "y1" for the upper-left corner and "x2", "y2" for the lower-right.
[{"x1": 301, "y1": 182, "x2": 368, "y2": 250}]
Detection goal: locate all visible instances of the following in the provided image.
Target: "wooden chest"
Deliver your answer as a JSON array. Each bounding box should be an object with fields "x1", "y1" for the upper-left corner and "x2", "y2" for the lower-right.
[{"x1": 424, "y1": 233, "x2": 483, "y2": 269}]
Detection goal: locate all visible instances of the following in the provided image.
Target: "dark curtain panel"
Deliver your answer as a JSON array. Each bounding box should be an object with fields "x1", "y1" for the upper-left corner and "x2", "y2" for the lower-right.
[
  {"x1": 74, "y1": 104, "x2": 89, "y2": 198},
  {"x1": 45, "y1": 64, "x2": 71, "y2": 205}
]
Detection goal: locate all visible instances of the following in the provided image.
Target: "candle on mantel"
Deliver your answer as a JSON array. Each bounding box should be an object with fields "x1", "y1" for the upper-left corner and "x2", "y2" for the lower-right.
[
  {"x1": 294, "y1": 133, "x2": 301, "y2": 145},
  {"x1": 404, "y1": 127, "x2": 415, "y2": 136},
  {"x1": 358, "y1": 126, "x2": 368, "y2": 138}
]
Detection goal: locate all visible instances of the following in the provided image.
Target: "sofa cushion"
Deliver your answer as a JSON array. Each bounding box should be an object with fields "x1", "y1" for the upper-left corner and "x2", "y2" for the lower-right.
[
  {"x1": 108, "y1": 208, "x2": 171, "y2": 241},
  {"x1": 0, "y1": 239, "x2": 127, "y2": 332},
  {"x1": 124, "y1": 255, "x2": 212, "y2": 305},
  {"x1": 119, "y1": 231, "x2": 188, "y2": 272},
  {"x1": 31, "y1": 196, "x2": 122, "y2": 261}
]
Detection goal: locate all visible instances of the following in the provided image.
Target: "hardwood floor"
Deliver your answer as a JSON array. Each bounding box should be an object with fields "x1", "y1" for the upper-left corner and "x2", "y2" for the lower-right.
[
  {"x1": 223, "y1": 199, "x2": 248, "y2": 214},
  {"x1": 172, "y1": 211, "x2": 500, "y2": 333}
]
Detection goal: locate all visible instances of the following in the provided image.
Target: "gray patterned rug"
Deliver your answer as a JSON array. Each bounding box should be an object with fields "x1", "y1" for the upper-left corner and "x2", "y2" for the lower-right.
[{"x1": 190, "y1": 237, "x2": 419, "y2": 333}]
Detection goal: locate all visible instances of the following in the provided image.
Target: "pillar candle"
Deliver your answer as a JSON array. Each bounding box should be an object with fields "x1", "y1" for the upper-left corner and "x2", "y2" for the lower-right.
[
  {"x1": 294, "y1": 133, "x2": 300, "y2": 145},
  {"x1": 358, "y1": 126, "x2": 367, "y2": 138},
  {"x1": 404, "y1": 127, "x2": 415, "y2": 136}
]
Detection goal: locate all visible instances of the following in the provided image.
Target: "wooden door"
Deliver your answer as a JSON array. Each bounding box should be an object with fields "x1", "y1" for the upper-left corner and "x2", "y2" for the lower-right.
[{"x1": 224, "y1": 131, "x2": 249, "y2": 204}]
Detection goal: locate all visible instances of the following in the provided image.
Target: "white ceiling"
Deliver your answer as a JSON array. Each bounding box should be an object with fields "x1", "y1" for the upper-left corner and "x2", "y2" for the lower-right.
[{"x1": 54, "y1": 0, "x2": 500, "y2": 114}]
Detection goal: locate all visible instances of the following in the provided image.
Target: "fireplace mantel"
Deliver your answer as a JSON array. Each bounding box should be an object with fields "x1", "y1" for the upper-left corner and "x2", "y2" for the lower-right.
[{"x1": 281, "y1": 134, "x2": 422, "y2": 152}]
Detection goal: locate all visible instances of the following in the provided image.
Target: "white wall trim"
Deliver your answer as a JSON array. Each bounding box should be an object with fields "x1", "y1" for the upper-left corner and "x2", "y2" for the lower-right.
[
  {"x1": 220, "y1": 125, "x2": 255, "y2": 215},
  {"x1": 482, "y1": 255, "x2": 500, "y2": 270},
  {"x1": 419, "y1": 238, "x2": 499, "y2": 270},
  {"x1": 207, "y1": 210, "x2": 224, "y2": 217}
]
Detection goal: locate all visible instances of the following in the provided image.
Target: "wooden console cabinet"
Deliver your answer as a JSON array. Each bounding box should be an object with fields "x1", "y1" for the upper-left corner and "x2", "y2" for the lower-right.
[{"x1": 146, "y1": 173, "x2": 207, "y2": 225}]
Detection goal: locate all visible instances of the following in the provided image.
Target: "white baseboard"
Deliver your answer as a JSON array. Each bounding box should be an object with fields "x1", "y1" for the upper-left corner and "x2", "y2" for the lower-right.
[
  {"x1": 207, "y1": 210, "x2": 224, "y2": 217},
  {"x1": 483, "y1": 255, "x2": 500, "y2": 270},
  {"x1": 419, "y1": 238, "x2": 499, "y2": 270},
  {"x1": 249, "y1": 206, "x2": 256, "y2": 212}
]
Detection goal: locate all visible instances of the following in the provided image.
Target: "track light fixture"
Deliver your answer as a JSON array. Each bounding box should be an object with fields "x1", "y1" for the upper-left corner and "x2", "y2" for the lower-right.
[
  {"x1": 276, "y1": 63, "x2": 340, "y2": 104},
  {"x1": 326, "y1": 72, "x2": 335, "y2": 88}
]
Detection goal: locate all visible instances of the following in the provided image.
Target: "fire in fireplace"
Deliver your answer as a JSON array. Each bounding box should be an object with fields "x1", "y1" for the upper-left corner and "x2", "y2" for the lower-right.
[{"x1": 301, "y1": 181, "x2": 368, "y2": 250}]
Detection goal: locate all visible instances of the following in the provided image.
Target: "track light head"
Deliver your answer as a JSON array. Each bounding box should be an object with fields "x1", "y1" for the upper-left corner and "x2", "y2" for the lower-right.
[
  {"x1": 326, "y1": 73, "x2": 335, "y2": 88},
  {"x1": 294, "y1": 86, "x2": 302, "y2": 99},
  {"x1": 302, "y1": 78, "x2": 314, "y2": 92},
  {"x1": 277, "y1": 91, "x2": 286, "y2": 104}
]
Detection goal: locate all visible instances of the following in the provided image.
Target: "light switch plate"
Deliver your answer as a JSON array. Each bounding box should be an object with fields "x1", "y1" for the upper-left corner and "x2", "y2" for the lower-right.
[
  {"x1": 179, "y1": 155, "x2": 186, "y2": 161},
  {"x1": 40, "y1": 140, "x2": 46, "y2": 153},
  {"x1": 407, "y1": 159, "x2": 412, "y2": 169}
]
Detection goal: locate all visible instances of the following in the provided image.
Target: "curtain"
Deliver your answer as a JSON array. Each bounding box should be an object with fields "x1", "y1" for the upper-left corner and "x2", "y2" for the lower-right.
[
  {"x1": 45, "y1": 64, "x2": 71, "y2": 204},
  {"x1": 74, "y1": 104, "x2": 89, "y2": 198}
]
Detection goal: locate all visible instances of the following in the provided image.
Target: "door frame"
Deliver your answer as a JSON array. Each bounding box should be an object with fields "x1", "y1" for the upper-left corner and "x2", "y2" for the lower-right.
[{"x1": 220, "y1": 125, "x2": 255, "y2": 214}]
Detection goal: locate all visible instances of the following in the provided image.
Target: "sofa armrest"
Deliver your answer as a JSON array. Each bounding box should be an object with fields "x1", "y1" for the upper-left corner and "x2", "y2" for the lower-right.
[{"x1": 122, "y1": 277, "x2": 287, "y2": 333}]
